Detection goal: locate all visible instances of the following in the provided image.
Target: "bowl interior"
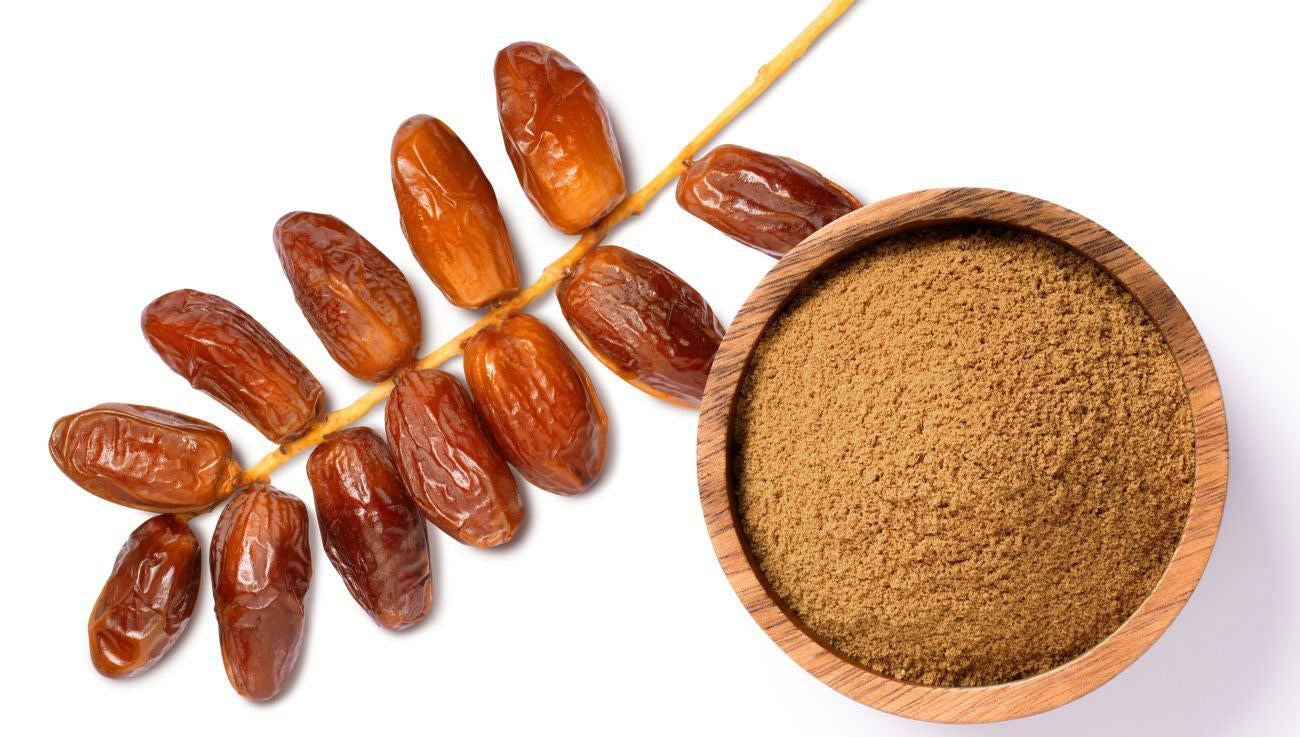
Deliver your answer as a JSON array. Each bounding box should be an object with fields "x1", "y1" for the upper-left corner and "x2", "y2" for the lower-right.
[{"x1": 696, "y1": 188, "x2": 1228, "y2": 723}]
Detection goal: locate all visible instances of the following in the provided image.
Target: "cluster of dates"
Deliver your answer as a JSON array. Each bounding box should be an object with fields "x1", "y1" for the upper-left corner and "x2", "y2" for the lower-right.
[{"x1": 48, "y1": 41, "x2": 857, "y2": 701}]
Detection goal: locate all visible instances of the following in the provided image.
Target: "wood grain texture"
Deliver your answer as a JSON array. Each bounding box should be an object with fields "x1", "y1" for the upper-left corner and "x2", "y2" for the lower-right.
[{"x1": 696, "y1": 188, "x2": 1228, "y2": 723}]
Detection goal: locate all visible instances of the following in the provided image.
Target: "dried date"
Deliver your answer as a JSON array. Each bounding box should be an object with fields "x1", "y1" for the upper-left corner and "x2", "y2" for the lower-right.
[
  {"x1": 495, "y1": 42, "x2": 625, "y2": 234},
  {"x1": 274, "y1": 211, "x2": 422, "y2": 381},
  {"x1": 676, "y1": 144, "x2": 860, "y2": 257},
  {"x1": 463, "y1": 314, "x2": 606, "y2": 494},
  {"x1": 50, "y1": 403, "x2": 239, "y2": 513},
  {"x1": 88, "y1": 514, "x2": 201, "y2": 678},
  {"x1": 211, "y1": 482, "x2": 311, "y2": 701},
  {"x1": 141, "y1": 289, "x2": 325, "y2": 443},
  {"x1": 385, "y1": 369, "x2": 523, "y2": 546},
  {"x1": 306, "y1": 428, "x2": 433, "y2": 629},
  {"x1": 558, "y1": 246, "x2": 724, "y2": 407},
  {"x1": 392, "y1": 115, "x2": 520, "y2": 308}
]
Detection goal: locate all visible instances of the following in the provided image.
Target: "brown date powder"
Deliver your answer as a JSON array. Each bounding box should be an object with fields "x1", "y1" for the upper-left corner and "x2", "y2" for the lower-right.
[{"x1": 733, "y1": 226, "x2": 1195, "y2": 687}]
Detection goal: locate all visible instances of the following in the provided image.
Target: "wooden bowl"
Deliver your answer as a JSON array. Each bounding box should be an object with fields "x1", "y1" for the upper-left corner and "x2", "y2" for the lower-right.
[{"x1": 696, "y1": 188, "x2": 1228, "y2": 723}]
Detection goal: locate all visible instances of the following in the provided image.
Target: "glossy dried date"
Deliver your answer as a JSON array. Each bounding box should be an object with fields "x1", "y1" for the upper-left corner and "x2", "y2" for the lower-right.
[
  {"x1": 385, "y1": 369, "x2": 523, "y2": 546},
  {"x1": 88, "y1": 514, "x2": 200, "y2": 678},
  {"x1": 558, "y1": 246, "x2": 724, "y2": 407},
  {"x1": 142, "y1": 289, "x2": 325, "y2": 443},
  {"x1": 495, "y1": 42, "x2": 625, "y2": 233},
  {"x1": 274, "y1": 211, "x2": 422, "y2": 381},
  {"x1": 675, "y1": 144, "x2": 861, "y2": 257},
  {"x1": 306, "y1": 428, "x2": 433, "y2": 629},
  {"x1": 211, "y1": 482, "x2": 311, "y2": 701},
  {"x1": 464, "y1": 314, "x2": 606, "y2": 494},
  {"x1": 392, "y1": 115, "x2": 520, "y2": 308},
  {"x1": 50, "y1": 403, "x2": 239, "y2": 513}
]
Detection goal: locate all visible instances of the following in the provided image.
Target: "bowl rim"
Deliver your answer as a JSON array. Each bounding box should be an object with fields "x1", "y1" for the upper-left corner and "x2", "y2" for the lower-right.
[{"x1": 695, "y1": 187, "x2": 1229, "y2": 723}]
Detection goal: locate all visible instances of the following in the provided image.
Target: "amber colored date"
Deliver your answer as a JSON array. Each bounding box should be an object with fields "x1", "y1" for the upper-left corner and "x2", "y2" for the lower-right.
[
  {"x1": 88, "y1": 514, "x2": 201, "y2": 678},
  {"x1": 50, "y1": 403, "x2": 240, "y2": 513},
  {"x1": 391, "y1": 115, "x2": 520, "y2": 308},
  {"x1": 464, "y1": 314, "x2": 606, "y2": 494},
  {"x1": 385, "y1": 369, "x2": 523, "y2": 546},
  {"x1": 141, "y1": 289, "x2": 325, "y2": 443},
  {"x1": 211, "y1": 482, "x2": 311, "y2": 701},
  {"x1": 274, "y1": 211, "x2": 422, "y2": 381},
  {"x1": 558, "y1": 246, "x2": 724, "y2": 407},
  {"x1": 495, "y1": 42, "x2": 626, "y2": 234},
  {"x1": 675, "y1": 144, "x2": 861, "y2": 257},
  {"x1": 306, "y1": 428, "x2": 433, "y2": 629}
]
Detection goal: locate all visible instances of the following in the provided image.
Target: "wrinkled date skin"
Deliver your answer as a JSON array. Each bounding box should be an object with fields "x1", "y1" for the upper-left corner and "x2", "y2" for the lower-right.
[
  {"x1": 558, "y1": 246, "x2": 725, "y2": 407},
  {"x1": 464, "y1": 314, "x2": 607, "y2": 494},
  {"x1": 676, "y1": 144, "x2": 861, "y2": 257},
  {"x1": 142, "y1": 289, "x2": 325, "y2": 443},
  {"x1": 88, "y1": 514, "x2": 201, "y2": 678},
  {"x1": 392, "y1": 115, "x2": 520, "y2": 308},
  {"x1": 495, "y1": 42, "x2": 626, "y2": 234},
  {"x1": 50, "y1": 403, "x2": 240, "y2": 513},
  {"x1": 274, "y1": 212, "x2": 422, "y2": 381},
  {"x1": 306, "y1": 428, "x2": 433, "y2": 629},
  {"x1": 385, "y1": 369, "x2": 523, "y2": 546},
  {"x1": 211, "y1": 482, "x2": 311, "y2": 701}
]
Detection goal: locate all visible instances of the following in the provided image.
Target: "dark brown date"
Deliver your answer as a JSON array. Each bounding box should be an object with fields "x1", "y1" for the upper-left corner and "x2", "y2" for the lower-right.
[
  {"x1": 385, "y1": 369, "x2": 523, "y2": 546},
  {"x1": 392, "y1": 115, "x2": 521, "y2": 308},
  {"x1": 274, "y1": 211, "x2": 422, "y2": 381},
  {"x1": 50, "y1": 403, "x2": 239, "y2": 513},
  {"x1": 495, "y1": 41, "x2": 625, "y2": 234},
  {"x1": 142, "y1": 289, "x2": 325, "y2": 443},
  {"x1": 88, "y1": 514, "x2": 201, "y2": 678},
  {"x1": 675, "y1": 144, "x2": 861, "y2": 257},
  {"x1": 306, "y1": 428, "x2": 433, "y2": 629},
  {"x1": 464, "y1": 314, "x2": 606, "y2": 494},
  {"x1": 211, "y1": 482, "x2": 311, "y2": 701},
  {"x1": 558, "y1": 246, "x2": 725, "y2": 407}
]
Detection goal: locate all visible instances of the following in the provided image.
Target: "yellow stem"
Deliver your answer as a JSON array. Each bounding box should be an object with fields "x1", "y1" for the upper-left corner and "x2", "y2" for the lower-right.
[{"x1": 242, "y1": 0, "x2": 856, "y2": 483}]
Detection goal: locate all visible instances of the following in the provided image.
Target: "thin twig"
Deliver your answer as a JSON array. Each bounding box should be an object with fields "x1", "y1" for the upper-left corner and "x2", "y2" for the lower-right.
[{"x1": 242, "y1": 0, "x2": 856, "y2": 484}]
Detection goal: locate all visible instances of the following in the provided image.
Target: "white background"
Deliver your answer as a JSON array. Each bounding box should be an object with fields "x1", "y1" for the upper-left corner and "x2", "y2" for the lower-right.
[{"x1": 2, "y1": 1, "x2": 1297, "y2": 734}]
